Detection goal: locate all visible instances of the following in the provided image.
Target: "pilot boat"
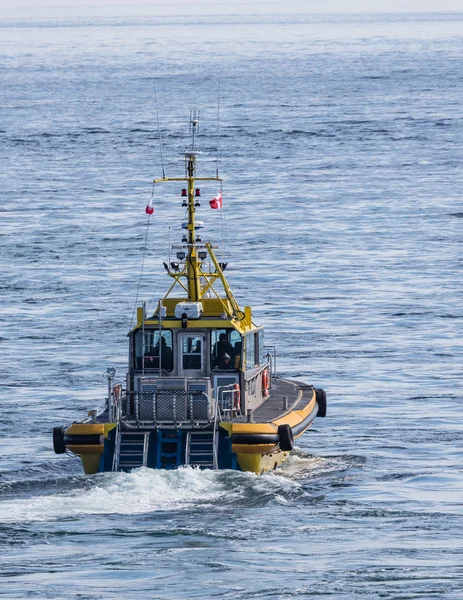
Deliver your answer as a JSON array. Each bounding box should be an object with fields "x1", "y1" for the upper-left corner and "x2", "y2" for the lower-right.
[{"x1": 53, "y1": 112, "x2": 327, "y2": 475}]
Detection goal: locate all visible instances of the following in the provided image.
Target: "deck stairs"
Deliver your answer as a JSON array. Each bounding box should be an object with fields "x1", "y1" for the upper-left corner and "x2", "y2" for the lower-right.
[
  {"x1": 113, "y1": 430, "x2": 150, "y2": 471},
  {"x1": 185, "y1": 430, "x2": 218, "y2": 469}
]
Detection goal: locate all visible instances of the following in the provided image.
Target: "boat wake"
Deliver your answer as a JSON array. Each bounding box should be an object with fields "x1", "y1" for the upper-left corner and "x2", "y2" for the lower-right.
[
  {"x1": 0, "y1": 466, "x2": 304, "y2": 524},
  {"x1": 0, "y1": 449, "x2": 363, "y2": 524},
  {"x1": 279, "y1": 448, "x2": 365, "y2": 481}
]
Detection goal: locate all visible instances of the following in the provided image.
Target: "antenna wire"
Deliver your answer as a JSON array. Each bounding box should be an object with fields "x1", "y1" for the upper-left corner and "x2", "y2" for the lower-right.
[
  {"x1": 154, "y1": 81, "x2": 166, "y2": 179},
  {"x1": 216, "y1": 81, "x2": 220, "y2": 178}
]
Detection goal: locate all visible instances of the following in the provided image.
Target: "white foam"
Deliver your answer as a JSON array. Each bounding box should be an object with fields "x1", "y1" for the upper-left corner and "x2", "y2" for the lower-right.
[
  {"x1": 279, "y1": 452, "x2": 330, "y2": 478},
  {"x1": 0, "y1": 467, "x2": 229, "y2": 523},
  {"x1": 0, "y1": 467, "x2": 306, "y2": 523}
]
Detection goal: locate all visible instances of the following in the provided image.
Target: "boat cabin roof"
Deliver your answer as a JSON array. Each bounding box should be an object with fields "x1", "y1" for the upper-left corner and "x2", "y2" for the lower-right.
[{"x1": 131, "y1": 297, "x2": 259, "y2": 335}]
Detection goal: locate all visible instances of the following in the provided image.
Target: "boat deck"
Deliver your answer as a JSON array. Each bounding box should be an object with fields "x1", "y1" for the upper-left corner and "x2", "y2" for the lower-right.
[
  {"x1": 101, "y1": 378, "x2": 314, "y2": 430},
  {"x1": 235, "y1": 378, "x2": 312, "y2": 423}
]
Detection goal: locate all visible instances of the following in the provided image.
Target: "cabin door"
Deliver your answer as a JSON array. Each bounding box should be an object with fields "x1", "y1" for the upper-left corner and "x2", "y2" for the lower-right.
[{"x1": 178, "y1": 333, "x2": 206, "y2": 378}]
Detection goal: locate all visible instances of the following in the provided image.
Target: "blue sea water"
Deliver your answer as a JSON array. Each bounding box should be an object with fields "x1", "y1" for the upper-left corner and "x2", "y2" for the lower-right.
[{"x1": 0, "y1": 11, "x2": 462, "y2": 599}]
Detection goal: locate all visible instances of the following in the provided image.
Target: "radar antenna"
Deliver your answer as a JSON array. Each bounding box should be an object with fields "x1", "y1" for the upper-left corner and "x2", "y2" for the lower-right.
[{"x1": 189, "y1": 108, "x2": 200, "y2": 151}]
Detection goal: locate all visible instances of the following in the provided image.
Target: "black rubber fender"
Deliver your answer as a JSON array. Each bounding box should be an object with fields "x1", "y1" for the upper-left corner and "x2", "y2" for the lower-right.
[
  {"x1": 278, "y1": 424, "x2": 294, "y2": 452},
  {"x1": 53, "y1": 427, "x2": 66, "y2": 454},
  {"x1": 316, "y1": 388, "x2": 327, "y2": 417},
  {"x1": 63, "y1": 434, "x2": 104, "y2": 445}
]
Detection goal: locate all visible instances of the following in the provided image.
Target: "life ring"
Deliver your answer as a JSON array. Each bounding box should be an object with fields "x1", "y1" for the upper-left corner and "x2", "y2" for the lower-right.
[
  {"x1": 262, "y1": 369, "x2": 270, "y2": 397},
  {"x1": 233, "y1": 383, "x2": 241, "y2": 412},
  {"x1": 112, "y1": 384, "x2": 122, "y2": 403}
]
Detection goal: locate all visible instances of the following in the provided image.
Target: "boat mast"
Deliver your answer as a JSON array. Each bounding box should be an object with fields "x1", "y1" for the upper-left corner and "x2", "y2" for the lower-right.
[
  {"x1": 151, "y1": 109, "x2": 245, "y2": 321},
  {"x1": 185, "y1": 110, "x2": 201, "y2": 301}
]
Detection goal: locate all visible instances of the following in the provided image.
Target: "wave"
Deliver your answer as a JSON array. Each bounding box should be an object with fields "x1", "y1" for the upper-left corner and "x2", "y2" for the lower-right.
[{"x1": 280, "y1": 449, "x2": 365, "y2": 481}]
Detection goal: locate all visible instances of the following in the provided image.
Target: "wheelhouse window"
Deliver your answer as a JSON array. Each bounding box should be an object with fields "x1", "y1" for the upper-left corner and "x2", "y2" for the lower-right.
[
  {"x1": 182, "y1": 335, "x2": 203, "y2": 370},
  {"x1": 245, "y1": 329, "x2": 264, "y2": 370},
  {"x1": 245, "y1": 332, "x2": 256, "y2": 370},
  {"x1": 211, "y1": 329, "x2": 242, "y2": 371},
  {"x1": 258, "y1": 329, "x2": 264, "y2": 364},
  {"x1": 134, "y1": 330, "x2": 173, "y2": 371}
]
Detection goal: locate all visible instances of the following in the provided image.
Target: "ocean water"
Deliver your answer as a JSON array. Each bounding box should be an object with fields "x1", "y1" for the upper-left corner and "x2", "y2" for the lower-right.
[{"x1": 0, "y1": 11, "x2": 462, "y2": 600}]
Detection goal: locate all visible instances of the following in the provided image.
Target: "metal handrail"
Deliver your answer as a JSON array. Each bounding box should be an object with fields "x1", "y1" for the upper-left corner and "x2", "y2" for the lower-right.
[
  {"x1": 244, "y1": 360, "x2": 270, "y2": 382},
  {"x1": 142, "y1": 432, "x2": 149, "y2": 466},
  {"x1": 211, "y1": 397, "x2": 221, "y2": 469},
  {"x1": 112, "y1": 427, "x2": 121, "y2": 472},
  {"x1": 264, "y1": 345, "x2": 277, "y2": 378},
  {"x1": 216, "y1": 384, "x2": 241, "y2": 419}
]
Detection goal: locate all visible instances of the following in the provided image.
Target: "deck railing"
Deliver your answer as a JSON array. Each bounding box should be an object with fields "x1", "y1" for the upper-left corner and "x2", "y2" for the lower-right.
[
  {"x1": 120, "y1": 390, "x2": 213, "y2": 428},
  {"x1": 216, "y1": 383, "x2": 241, "y2": 420}
]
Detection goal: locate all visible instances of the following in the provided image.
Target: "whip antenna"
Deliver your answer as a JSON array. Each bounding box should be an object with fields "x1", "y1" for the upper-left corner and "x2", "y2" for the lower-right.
[
  {"x1": 154, "y1": 81, "x2": 166, "y2": 179},
  {"x1": 216, "y1": 81, "x2": 220, "y2": 178}
]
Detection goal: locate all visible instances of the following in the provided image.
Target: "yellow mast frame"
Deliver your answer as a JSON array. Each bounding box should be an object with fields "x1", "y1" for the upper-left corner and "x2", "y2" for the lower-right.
[{"x1": 153, "y1": 145, "x2": 243, "y2": 320}]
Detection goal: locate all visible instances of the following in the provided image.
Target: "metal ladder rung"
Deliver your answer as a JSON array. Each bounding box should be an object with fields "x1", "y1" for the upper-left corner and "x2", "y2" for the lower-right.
[
  {"x1": 189, "y1": 451, "x2": 213, "y2": 456},
  {"x1": 119, "y1": 452, "x2": 145, "y2": 457},
  {"x1": 189, "y1": 441, "x2": 214, "y2": 445},
  {"x1": 121, "y1": 440, "x2": 145, "y2": 445}
]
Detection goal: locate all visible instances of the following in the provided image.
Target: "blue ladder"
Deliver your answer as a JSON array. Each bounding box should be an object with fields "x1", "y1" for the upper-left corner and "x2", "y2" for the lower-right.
[{"x1": 156, "y1": 430, "x2": 183, "y2": 469}]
